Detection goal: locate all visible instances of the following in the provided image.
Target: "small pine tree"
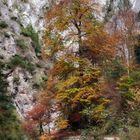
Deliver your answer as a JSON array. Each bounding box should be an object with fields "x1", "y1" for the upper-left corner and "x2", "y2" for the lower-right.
[{"x1": 0, "y1": 62, "x2": 24, "y2": 139}]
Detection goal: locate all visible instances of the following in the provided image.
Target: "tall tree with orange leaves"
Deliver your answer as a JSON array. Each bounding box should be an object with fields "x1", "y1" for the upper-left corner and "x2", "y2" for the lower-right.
[
  {"x1": 42, "y1": 0, "x2": 118, "y2": 130},
  {"x1": 44, "y1": 0, "x2": 118, "y2": 64},
  {"x1": 38, "y1": 0, "x2": 119, "y2": 134}
]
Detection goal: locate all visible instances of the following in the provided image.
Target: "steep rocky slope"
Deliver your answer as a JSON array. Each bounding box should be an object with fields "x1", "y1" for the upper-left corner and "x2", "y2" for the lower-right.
[
  {"x1": 0, "y1": 0, "x2": 49, "y2": 119},
  {"x1": 133, "y1": 0, "x2": 140, "y2": 12}
]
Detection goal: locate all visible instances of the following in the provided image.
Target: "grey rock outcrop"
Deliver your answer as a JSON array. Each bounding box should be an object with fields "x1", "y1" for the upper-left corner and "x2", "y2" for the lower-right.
[{"x1": 0, "y1": 0, "x2": 49, "y2": 119}]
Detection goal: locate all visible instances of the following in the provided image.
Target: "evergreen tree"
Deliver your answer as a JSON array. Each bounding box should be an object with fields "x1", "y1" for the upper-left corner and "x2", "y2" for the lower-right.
[{"x1": 0, "y1": 62, "x2": 24, "y2": 140}]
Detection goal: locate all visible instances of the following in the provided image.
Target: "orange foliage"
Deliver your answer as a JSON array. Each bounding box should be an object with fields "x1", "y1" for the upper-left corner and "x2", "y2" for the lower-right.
[
  {"x1": 43, "y1": 0, "x2": 118, "y2": 63},
  {"x1": 41, "y1": 0, "x2": 119, "y2": 132},
  {"x1": 39, "y1": 134, "x2": 53, "y2": 140},
  {"x1": 27, "y1": 104, "x2": 46, "y2": 120}
]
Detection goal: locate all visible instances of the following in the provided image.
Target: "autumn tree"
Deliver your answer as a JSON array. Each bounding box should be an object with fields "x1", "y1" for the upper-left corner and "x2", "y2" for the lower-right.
[
  {"x1": 105, "y1": 0, "x2": 138, "y2": 74},
  {"x1": 102, "y1": 2, "x2": 140, "y2": 139},
  {"x1": 44, "y1": 0, "x2": 117, "y2": 64},
  {"x1": 23, "y1": 91, "x2": 54, "y2": 139},
  {"x1": 42, "y1": 0, "x2": 118, "y2": 131}
]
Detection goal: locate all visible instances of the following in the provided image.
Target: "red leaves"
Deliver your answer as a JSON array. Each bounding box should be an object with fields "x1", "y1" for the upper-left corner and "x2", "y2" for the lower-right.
[
  {"x1": 27, "y1": 104, "x2": 46, "y2": 120},
  {"x1": 22, "y1": 121, "x2": 38, "y2": 138}
]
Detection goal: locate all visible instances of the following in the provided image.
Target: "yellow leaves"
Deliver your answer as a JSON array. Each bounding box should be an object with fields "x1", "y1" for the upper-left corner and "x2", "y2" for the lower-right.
[
  {"x1": 56, "y1": 118, "x2": 69, "y2": 129},
  {"x1": 39, "y1": 134, "x2": 52, "y2": 140},
  {"x1": 79, "y1": 68, "x2": 101, "y2": 86},
  {"x1": 100, "y1": 98, "x2": 111, "y2": 105},
  {"x1": 57, "y1": 76, "x2": 79, "y2": 90},
  {"x1": 72, "y1": 86, "x2": 97, "y2": 103},
  {"x1": 51, "y1": 59, "x2": 76, "y2": 77},
  {"x1": 127, "y1": 88, "x2": 140, "y2": 109},
  {"x1": 55, "y1": 18, "x2": 69, "y2": 32},
  {"x1": 43, "y1": 31, "x2": 64, "y2": 58},
  {"x1": 80, "y1": 74, "x2": 92, "y2": 84},
  {"x1": 56, "y1": 88, "x2": 79, "y2": 102},
  {"x1": 91, "y1": 104, "x2": 105, "y2": 121},
  {"x1": 56, "y1": 66, "x2": 102, "y2": 104},
  {"x1": 42, "y1": 0, "x2": 115, "y2": 126},
  {"x1": 56, "y1": 91, "x2": 70, "y2": 102},
  {"x1": 54, "y1": 65, "x2": 103, "y2": 110},
  {"x1": 93, "y1": 104, "x2": 105, "y2": 114}
]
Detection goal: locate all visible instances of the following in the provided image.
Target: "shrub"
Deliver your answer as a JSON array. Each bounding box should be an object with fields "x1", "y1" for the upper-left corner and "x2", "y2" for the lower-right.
[
  {"x1": 130, "y1": 70, "x2": 140, "y2": 82},
  {"x1": 21, "y1": 25, "x2": 41, "y2": 56},
  {"x1": 9, "y1": 55, "x2": 35, "y2": 72},
  {"x1": 104, "y1": 57, "x2": 126, "y2": 80},
  {"x1": 21, "y1": 25, "x2": 34, "y2": 37},
  {"x1": 15, "y1": 39, "x2": 28, "y2": 50},
  {"x1": 117, "y1": 70, "x2": 140, "y2": 130},
  {"x1": 119, "y1": 126, "x2": 140, "y2": 140},
  {"x1": 0, "y1": 61, "x2": 24, "y2": 139},
  {"x1": 118, "y1": 70, "x2": 140, "y2": 101},
  {"x1": 0, "y1": 21, "x2": 8, "y2": 28}
]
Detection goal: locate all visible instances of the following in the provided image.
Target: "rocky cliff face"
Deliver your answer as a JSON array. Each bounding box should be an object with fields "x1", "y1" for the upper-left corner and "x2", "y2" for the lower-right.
[
  {"x1": 133, "y1": 0, "x2": 140, "y2": 12},
  {"x1": 0, "y1": 0, "x2": 49, "y2": 119}
]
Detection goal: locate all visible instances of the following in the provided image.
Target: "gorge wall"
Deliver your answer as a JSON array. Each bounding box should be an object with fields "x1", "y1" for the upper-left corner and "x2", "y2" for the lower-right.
[{"x1": 0, "y1": 0, "x2": 49, "y2": 119}]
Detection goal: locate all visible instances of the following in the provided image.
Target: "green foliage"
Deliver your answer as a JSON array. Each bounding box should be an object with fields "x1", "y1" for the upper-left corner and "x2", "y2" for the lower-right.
[
  {"x1": 128, "y1": 110, "x2": 140, "y2": 127},
  {"x1": 33, "y1": 0, "x2": 139, "y2": 138},
  {"x1": 118, "y1": 76, "x2": 134, "y2": 99},
  {"x1": 118, "y1": 70, "x2": 140, "y2": 99},
  {"x1": 0, "y1": 21, "x2": 8, "y2": 28},
  {"x1": 9, "y1": 54, "x2": 35, "y2": 72},
  {"x1": 129, "y1": 70, "x2": 140, "y2": 87},
  {"x1": 118, "y1": 126, "x2": 140, "y2": 140},
  {"x1": 21, "y1": 25, "x2": 41, "y2": 56},
  {"x1": 104, "y1": 58, "x2": 126, "y2": 80},
  {"x1": 0, "y1": 62, "x2": 24, "y2": 139},
  {"x1": 21, "y1": 25, "x2": 34, "y2": 37},
  {"x1": 52, "y1": 57, "x2": 110, "y2": 128},
  {"x1": 15, "y1": 39, "x2": 28, "y2": 50},
  {"x1": 116, "y1": 70, "x2": 140, "y2": 137},
  {"x1": 81, "y1": 111, "x2": 140, "y2": 140},
  {"x1": 80, "y1": 70, "x2": 140, "y2": 139}
]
